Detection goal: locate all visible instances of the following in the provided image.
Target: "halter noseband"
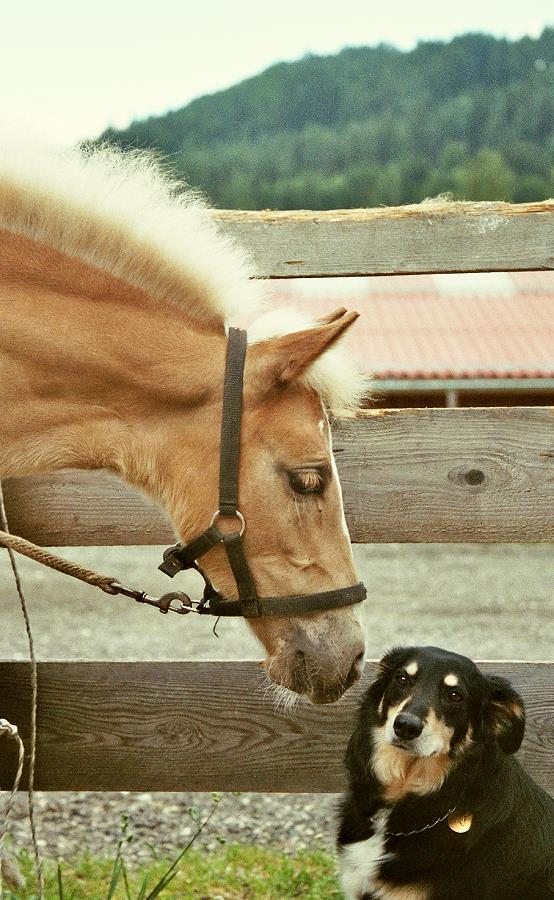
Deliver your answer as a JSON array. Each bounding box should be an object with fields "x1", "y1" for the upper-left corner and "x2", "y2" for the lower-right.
[{"x1": 159, "y1": 327, "x2": 366, "y2": 618}]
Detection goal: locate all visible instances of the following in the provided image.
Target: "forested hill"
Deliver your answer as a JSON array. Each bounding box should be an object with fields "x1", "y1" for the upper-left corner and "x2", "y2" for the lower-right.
[{"x1": 100, "y1": 30, "x2": 554, "y2": 208}]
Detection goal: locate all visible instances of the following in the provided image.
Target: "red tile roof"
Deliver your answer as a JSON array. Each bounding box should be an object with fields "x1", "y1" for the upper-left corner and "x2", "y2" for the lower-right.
[{"x1": 269, "y1": 272, "x2": 554, "y2": 380}]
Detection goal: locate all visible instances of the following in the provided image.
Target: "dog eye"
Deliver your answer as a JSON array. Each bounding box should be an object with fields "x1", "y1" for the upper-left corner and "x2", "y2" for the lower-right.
[
  {"x1": 395, "y1": 671, "x2": 409, "y2": 686},
  {"x1": 448, "y1": 689, "x2": 464, "y2": 703},
  {"x1": 288, "y1": 469, "x2": 325, "y2": 495}
]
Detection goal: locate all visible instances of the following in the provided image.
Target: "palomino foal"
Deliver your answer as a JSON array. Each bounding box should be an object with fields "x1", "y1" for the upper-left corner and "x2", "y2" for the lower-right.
[{"x1": 0, "y1": 145, "x2": 368, "y2": 704}]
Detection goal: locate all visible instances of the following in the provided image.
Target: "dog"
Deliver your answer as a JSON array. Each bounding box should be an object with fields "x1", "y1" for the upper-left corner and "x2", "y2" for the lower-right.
[{"x1": 338, "y1": 646, "x2": 554, "y2": 899}]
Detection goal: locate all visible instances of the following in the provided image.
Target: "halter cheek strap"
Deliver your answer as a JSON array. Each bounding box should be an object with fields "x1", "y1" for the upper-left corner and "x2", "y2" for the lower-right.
[{"x1": 159, "y1": 327, "x2": 367, "y2": 618}]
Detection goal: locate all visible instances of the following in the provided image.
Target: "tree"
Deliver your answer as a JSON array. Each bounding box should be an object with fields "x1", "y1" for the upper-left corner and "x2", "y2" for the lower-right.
[
  {"x1": 100, "y1": 30, "x2": 554, "y2": 209},
  {"x1": 453, "y1": 149, "x2": 517, "y2": 201}
]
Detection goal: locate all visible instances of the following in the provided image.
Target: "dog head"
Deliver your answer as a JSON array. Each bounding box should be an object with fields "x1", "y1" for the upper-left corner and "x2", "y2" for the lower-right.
[
  {"x1": 371, "y1": 646, "x2": 525, "y2": 756},
  {"x1": 349, "y1": 646, "x2": 526, "y2": 798}
]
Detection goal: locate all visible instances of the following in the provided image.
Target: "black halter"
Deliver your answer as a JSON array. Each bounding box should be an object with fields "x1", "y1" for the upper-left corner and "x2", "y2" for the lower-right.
[{"x1": 158, "y1": 327, "x2": 366, "y2": 618}]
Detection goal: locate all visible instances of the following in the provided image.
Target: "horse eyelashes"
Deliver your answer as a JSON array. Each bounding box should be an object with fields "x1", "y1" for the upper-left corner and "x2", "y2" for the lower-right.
[{"x1": 289, "y1": 470, "x2": 324, "y2": 494}]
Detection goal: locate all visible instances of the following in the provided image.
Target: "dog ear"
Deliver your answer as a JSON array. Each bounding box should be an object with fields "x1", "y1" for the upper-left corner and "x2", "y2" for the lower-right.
[
  {"x1": 378, "y1": 646, "x2": 416, "y2": 677},
  {"x1": 345, "y1": 713, "x2": 372, "y2": 783},
  {"x1": 485, "y1": 675, "x2": 525, "y2": 754}
]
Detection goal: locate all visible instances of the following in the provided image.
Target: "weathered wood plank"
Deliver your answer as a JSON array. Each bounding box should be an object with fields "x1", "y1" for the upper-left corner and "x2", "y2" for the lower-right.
[
  {"x1": 333, "y1": 406, "x2": 554, "y2": 542},
  {"x1": 3, "y1": 470, "x2": 175, "y2": 547},
  {"x1": 0, "y1": 661, "x2": 551, "y2": 793},
  {"x1": 3, "y1": 408, "x2": 553, "y2": 545},
  {"x1": 214, "y1": 202, "x2": 554, "y2": 278}
]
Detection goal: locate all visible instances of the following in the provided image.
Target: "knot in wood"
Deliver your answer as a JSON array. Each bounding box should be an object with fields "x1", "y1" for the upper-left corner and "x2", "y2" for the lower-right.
[
  {"x1": 448, "y1": 465, "x2": 488, "y2": 492},
  {"x1": 464, "y1": 468, "x2": 486, "y2": 486}
]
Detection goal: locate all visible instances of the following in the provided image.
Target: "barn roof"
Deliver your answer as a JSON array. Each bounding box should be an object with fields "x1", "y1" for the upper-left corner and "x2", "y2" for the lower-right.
[{"x1": 269, "y1": 272, "x2": 554, "y2": 380}]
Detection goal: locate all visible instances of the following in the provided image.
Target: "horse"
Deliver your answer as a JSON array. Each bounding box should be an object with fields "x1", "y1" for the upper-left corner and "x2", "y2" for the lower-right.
[{"x1": 0, "y1": 143, "x2": 369, "y2": 705}]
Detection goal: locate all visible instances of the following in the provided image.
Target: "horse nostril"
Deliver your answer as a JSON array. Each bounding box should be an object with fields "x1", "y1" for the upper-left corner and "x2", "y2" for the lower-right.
[
  {"x1": 393, "y1": 712, "x2": 424, "y2": 741},
  {"x1": 346, "y1": 650, "x2": 365, "y2": 688}
]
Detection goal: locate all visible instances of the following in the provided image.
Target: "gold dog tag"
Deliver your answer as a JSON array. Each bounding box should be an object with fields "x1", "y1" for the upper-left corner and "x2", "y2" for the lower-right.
[{"x1": 448, "y1": 812, "x2": 473, "y2": 833}]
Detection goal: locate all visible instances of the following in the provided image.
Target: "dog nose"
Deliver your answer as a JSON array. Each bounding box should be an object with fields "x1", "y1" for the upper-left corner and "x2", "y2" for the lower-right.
[{"x1": 394, "y1": 712, "x2": 424, "y2": 741}]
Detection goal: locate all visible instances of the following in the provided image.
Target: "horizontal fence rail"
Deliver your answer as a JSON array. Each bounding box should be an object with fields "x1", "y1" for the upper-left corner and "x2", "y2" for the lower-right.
[
  {"x1": 3, "y1": 408, "x2": 553, "y2": 545},
  {"x1": 0, "y1": 661, "x2": 551, "y2": 793},
  {"x1": 215, "y1": 201, "x2": 554, "y2": 278},
  {"x1": 1, "y1": 207, "x2": 553, "y2": 805}
]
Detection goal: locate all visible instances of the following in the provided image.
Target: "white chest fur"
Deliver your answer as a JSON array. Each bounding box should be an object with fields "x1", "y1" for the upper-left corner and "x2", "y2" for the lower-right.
[{"x1": 339, "y1": 810, "x2": 392, "y2": 899}]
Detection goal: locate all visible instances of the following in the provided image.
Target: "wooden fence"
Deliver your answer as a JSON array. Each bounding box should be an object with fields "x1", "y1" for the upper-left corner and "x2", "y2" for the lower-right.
[{"x1": 1, "y1": 202, "x2": 553, "y2": 794}]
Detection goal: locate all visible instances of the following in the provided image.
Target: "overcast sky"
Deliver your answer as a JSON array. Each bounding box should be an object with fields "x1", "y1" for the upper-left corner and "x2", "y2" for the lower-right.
[{"x1": 2, "y1": 0, "x2": 553, "y2": 146}]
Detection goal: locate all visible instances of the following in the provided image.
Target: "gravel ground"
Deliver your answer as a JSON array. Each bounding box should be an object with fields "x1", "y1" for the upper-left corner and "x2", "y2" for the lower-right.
[
  {"x1": 1, "y1": 543, "x2": 552, "y2": 661},
  {"x1": 1, "y1": 543, "x2": 552, "y2": 864}
]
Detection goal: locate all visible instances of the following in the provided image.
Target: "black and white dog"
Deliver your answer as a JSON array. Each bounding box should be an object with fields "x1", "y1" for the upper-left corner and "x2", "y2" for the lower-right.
[{"x1": 338, "y1": 646, "x2": 554, "y2": 899}]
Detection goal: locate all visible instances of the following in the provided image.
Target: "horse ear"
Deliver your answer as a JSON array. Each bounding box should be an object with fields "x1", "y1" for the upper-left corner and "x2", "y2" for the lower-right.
[
  {"x1": 314, "y1": 307, "x2": 348, "y2": 326},
  {"x1": 485, "y1": 675, "x2": 525, "y2": 754},
  {"x1": 248, "y1": 310, "x2": 359, "y2": 390}
]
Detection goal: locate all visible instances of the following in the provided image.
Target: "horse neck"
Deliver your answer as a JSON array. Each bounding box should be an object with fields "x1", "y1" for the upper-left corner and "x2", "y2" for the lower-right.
[{"x1": 0, "y1": 229, "x2": 227, "y2": 486}]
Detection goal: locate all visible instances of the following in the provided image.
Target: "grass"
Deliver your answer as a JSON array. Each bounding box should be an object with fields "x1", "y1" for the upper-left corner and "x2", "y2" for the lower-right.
[
  {"x1": 5, "y1": 845, "x2": 342, "y2": 899},
  {"x1": 2, "y1": 798, "x2": 342, "y2": 898}
]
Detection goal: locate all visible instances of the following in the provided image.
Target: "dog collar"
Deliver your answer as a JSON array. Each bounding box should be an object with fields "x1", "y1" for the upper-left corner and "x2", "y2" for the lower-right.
[
  {"x1": 447, "y1": 811, "x2": 473, "y2": 833},
  {"x1": 380, "y1": 807, "x2": 473, "y2": 837}
]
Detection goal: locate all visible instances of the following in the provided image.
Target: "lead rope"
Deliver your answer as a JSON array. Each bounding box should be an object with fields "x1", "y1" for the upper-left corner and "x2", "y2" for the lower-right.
[
  {"x1": 0, "y1": 484, "x2": 45, "y2": 899},
  {"x1": 0, "y1": 528, "x2": 118, "y2": 594},
  {"x1": 0, "y1": 719, "x2": 25, "y2": 898}
]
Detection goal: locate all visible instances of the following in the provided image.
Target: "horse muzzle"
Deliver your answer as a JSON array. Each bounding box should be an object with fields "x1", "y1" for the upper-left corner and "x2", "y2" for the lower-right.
[{"x1": 267, "y1": 622, "x2": 366, "y2": 703}]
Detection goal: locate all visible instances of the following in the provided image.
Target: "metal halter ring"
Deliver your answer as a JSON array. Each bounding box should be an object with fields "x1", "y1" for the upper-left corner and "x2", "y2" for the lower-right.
[{"x1": 210, "y1": 509, "x2": 246, "y2": 537}]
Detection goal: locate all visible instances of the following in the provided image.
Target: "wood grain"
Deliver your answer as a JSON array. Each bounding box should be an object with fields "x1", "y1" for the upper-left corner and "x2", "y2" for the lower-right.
[
  {"x1": 0, "y1": 661, "x2": 551, "y2": 793},
  {"x1": 3, "y1": 408, "x2": 553, "y2": 546},
  {"x1": 333, "y1": 407, "x2": 554, "y2": 542},
  {"x1": 214, "y1": 201, "x2": 554, "y2": 278}
]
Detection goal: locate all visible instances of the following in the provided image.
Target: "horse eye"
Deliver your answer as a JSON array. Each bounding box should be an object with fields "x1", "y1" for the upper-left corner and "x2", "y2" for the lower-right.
[
  {"x1": 448, "y1": 689, "x2": 464, "y2": 704},
  {"x1": 288, "y1": 470, "x2": 325, "y2": 495},
  {"x1": 395, "y1": 671, "x2": 409, "y2": 686}
]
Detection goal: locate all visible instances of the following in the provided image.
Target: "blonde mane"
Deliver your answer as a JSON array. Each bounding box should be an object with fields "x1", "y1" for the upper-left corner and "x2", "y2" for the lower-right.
[
  {"x1": 0, "y1": 141, "x2": 261, "y2": 327},
  {"x1": 0, "y1": 141, "x2": 367, "y2": 411}
]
